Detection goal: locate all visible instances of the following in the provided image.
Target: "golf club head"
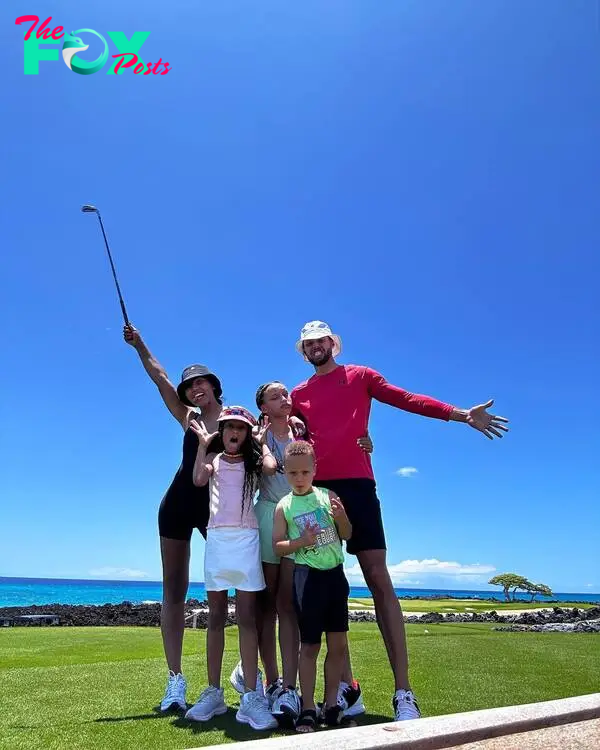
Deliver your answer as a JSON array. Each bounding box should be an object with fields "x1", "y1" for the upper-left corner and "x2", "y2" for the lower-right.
[{"x1": 81, "y1": 204, "x2": 99, "y2": 214}]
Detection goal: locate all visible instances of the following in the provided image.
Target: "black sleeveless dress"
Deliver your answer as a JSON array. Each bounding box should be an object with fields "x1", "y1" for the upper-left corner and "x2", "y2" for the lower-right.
[{"x1": 158, "y1": 427, "x2": 221, "y2": 541}]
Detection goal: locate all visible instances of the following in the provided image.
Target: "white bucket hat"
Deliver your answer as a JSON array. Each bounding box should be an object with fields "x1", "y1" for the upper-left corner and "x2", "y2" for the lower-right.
[{"x1": 295, "y1": 320, "x2": 342, "y2": 360}]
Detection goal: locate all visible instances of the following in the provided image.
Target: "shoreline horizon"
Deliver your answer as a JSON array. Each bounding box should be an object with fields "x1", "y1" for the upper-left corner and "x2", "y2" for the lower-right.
[
  {"x1": 1, "y1": 574, "x2": 597, "y2": 597},
  {"x1": 1, "y1": 575, "x2": 599, "y2": 609}
]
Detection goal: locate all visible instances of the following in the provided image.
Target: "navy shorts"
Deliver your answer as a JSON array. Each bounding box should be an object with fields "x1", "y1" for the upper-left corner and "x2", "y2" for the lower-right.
[
  {"x1": 314, "y1": 478, "x2": 386, "y2": 554},
  {"x1": 293, "y1": 564, "x2": 349, "y2": 644}
]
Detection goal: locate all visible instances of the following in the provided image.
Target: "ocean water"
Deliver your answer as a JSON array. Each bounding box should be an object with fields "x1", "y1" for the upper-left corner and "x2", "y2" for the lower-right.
[{"x1": 1, "y1": 577, "x2": 598, "y2": 608}]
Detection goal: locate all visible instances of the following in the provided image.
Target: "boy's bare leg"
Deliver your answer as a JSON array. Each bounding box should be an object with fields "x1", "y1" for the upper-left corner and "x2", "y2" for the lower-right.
[
  {"x1": 341, "y1": 642, "x2": 354, "y2": 685},
  {"x1": 324, "y1": 632, "x2": 347, "y2": 709},
  {"x1": 298, "y1": 642, "x2": 320, "y2": 711}
]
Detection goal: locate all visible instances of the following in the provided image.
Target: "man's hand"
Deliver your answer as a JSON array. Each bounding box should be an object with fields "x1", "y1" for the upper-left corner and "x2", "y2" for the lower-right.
[
  {"x1": 289, "y1": 416, "x2": 306, "y2": 438},
  {"x1": 465, "y1": 399, "x2": 509, "y2": 440},
  {"x1": 123, "y1": 324, "x2": 141, "y2": 348},
  {"x1": 299, "y1": 522, "x2": 320, "y2": 548},
  {"x1": 189, "y1": 419, "x2": 219, "y2": 448}
]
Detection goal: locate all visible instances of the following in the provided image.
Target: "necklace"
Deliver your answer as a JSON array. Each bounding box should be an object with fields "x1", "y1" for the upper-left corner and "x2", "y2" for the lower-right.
[{"x1": 223, "y1": 452, "x2": 243, "y2": 459}]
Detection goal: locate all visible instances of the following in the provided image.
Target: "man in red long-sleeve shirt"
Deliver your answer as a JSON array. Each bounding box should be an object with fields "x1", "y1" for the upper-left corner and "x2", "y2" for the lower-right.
[{"x1": 291, "y1": 320, "x2": 508, "y2": 721}]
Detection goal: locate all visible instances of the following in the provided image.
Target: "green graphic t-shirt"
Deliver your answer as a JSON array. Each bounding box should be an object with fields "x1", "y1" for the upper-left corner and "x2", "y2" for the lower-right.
[{"x1": 278, "y1": 486, "x2": 344, "y2": 570}]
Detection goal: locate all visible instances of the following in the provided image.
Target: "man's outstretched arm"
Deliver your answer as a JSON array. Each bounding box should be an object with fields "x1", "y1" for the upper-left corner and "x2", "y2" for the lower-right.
[{"x1": 364, "y1": 368, "x2": 508, "y2": 440}]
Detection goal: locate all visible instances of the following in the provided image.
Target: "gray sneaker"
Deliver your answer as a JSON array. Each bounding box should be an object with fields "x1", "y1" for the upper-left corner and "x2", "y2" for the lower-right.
[
  {"x1": 236, "y1": 690, "x2": 278, "y2": 730},
  {"x1": 184, "y1": 686, "x2": 227, "y2": 722},
  {"x1": 229, "y1": 660, "x2": 264, "y2": 695},
  {"x1": 393, "y1": 689, "x2": 421, "y2": 721},
  {"x1": 160, "y1": 671, "x2": 187, "y2": 712}
]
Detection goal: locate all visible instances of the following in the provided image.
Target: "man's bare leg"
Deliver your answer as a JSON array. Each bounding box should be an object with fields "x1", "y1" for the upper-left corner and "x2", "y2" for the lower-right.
[{"x1": 356, "y1": 549, "x2": 410, "y2": 690}]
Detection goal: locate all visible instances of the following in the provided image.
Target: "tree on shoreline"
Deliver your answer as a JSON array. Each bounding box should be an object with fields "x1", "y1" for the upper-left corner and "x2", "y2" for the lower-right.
[
  {"x1": 488, "y1": 573, "x2": 530, "y2": 601},
  {"x1": 522, "y1": 581, "x2": 554, "y2": 602},
  {"x1": 488, "y1": 573, "x2": 554, "y2": 602}
]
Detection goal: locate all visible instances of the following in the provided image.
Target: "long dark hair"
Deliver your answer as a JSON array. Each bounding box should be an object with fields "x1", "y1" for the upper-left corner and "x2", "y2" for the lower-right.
[{"x1": 218, "y1": 421, "x2": 263, "y2": 518}]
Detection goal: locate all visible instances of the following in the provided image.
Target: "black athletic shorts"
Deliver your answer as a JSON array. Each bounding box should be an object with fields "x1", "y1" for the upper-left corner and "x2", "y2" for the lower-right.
[
  {"x1": 158, "y1": 479, "x2": 210, "y2": 542},
  {"x1": 293, "y1": 564, "x2": 349, "y2": 644},
  {"x1": 314, "y1": 478, "x2": 386, "y2": 554}
]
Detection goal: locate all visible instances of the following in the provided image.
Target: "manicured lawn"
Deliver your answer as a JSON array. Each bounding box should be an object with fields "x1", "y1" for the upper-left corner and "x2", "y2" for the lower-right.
[
  {"x1": 348, "y1": 597, "x2": 597, "y2": 613},
  {"x1": 1, "y1": 623, "x2": 598, "y2": 750}
]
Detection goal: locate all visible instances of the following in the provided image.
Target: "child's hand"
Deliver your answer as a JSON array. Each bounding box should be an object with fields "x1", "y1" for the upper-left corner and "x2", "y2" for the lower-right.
[
  {"x1": 299, "y1": 522, "x2": 320, "y2": 548},
  {"x1": 189, "y1": 419, "x2": 218, "y2": 448},
  {"x1": 255, "y1": 417, "x2": 271, "y2": 445},
  {"x1": 330, "y1": 497, "x2": 349, "y2": 522},
  {"x1": 357, "y1": 432, "x2": 373, "y2": 453}
]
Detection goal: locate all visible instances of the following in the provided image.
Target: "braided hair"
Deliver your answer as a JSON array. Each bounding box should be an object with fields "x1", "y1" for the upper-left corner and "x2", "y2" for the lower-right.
[{"x1": 218, "y1": 421, "x2": 263, "y2": 519}]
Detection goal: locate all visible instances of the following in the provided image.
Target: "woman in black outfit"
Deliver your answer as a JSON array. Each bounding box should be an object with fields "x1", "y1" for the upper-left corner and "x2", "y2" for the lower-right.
[{"x1": 124, "y1": 324, "x2": 222, "y2": 711}]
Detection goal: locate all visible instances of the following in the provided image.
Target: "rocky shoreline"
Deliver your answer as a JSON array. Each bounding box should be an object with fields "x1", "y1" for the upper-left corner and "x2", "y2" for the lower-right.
[
  {"x1": 402, "y1": 606, "x2": 600, "y2": 633},
  {"x1": 1, "y1": 600, "x2": 598, "y2": 632}
]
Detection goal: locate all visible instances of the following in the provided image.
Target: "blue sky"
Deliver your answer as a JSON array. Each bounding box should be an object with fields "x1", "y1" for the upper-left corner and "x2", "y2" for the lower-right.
[{"x1": 1, "y1": 1, "x2": 598, "y2": 594}]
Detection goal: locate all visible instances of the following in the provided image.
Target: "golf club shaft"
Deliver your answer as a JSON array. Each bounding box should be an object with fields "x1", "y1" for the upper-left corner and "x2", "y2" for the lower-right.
[{"x1": 95, "y1": 213, "x2": 130, "y2": 326}]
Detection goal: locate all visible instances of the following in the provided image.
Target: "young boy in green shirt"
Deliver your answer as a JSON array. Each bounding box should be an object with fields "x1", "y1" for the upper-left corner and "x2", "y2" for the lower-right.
[{"x1": 273, "y1": 440, "x2": 353, "y2": 732}]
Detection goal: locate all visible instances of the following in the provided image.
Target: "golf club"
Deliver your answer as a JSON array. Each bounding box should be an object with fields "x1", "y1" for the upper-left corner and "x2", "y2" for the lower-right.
[{"x1": 81, "y1": 204, "x2": 130, "y2": 326}]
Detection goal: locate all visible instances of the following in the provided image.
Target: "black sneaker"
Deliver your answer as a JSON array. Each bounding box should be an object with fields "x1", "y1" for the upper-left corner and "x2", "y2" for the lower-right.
[
  {"x1": 337, "y1": 681, "x2": 366, "y2": 716},
  {"x1": 272, "y1": 686, "x2": 301, "y2": 729},
  {"x1": 265, "y1": 678, "x2": 283, "y2": 708}
]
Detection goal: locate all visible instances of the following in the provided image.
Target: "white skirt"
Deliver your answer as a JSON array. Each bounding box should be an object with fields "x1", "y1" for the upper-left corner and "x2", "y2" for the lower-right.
[{"x1": 204, "y1": 527, "x2": 265, "y2": 592}]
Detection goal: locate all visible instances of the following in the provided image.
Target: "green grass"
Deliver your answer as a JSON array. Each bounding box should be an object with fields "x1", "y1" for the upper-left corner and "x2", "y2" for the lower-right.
[
  {"x1": 1, "y1": 624, "x2": 599, "y2": 750},
  {"x1": 347, "y1": 597, "x2": 597, "y2": 613}
]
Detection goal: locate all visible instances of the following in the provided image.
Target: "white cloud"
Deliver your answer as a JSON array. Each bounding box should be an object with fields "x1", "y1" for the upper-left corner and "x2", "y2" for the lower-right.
[
  {"x1": 585, "y1": 583, "x2": 595, "y2": 588},
  {"x1": 395, "y1": 467, "x2": 418, "y2": 478},
  {"x1": 344, "y1": 558, "x2": 496, "y2": 586},
  {"x1": 89, "y1": 567, "x2": 149, "y2": 579}
]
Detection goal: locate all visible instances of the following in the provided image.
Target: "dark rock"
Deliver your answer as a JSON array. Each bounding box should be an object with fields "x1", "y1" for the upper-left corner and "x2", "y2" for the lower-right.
[
  {"x1": 513, "y1": 613, "x2": 538, "y2": 624},
  {"x1": 420, "y1": 612, "x2": 444, "y2": 623},
  {"x1": 494, "y1": 619, "x2": 600, "y2": 634},
  {"x1": 584, "y1": 606, "x2": 600, "y2": 620},
  {"x1": 575, "y1": 621, "x2": 600, "y2": 633},
  {"x1": 349, "y1": 612, "x2": 377, "y2": 623}
]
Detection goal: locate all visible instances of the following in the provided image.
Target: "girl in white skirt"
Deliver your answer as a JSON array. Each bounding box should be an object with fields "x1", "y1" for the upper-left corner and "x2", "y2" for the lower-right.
[{"x1": 184, "y1": 405, "x2": 278, "y2": 731}]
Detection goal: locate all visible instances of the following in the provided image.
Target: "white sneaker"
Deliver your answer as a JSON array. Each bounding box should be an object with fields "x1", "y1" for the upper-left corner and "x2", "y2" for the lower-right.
[
  {"x1": 229, "y1": 660, "x2": 264, "y2": 695},
  {"x1": 184, "y1": 686, "x2": 227, "y2": 722},
  {"x1": 337, "y1": 681, "x2": 366, "y2": 716},
  {"x1": 160, "y1": 671, "x2": 187, "y2": 712},
  {"x1": 393, "y1": 689, "x2": 421, "y2": 721},
  {"x1": 272, "y1": 687, "x2": 301, "y2": 726},
  {"x1": 236, "y1": 690, "x2": 278, "y2": 731}
]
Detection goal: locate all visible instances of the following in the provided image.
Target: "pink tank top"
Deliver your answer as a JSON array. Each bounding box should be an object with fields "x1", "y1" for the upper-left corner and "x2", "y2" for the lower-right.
[{"x1": 207, "y1": 454, "x2": 258, "y2": 530}]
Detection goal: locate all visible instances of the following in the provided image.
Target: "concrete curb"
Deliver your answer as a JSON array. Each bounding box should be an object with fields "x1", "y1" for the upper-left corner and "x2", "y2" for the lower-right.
[{"x1": 198, "y1": 693, "x2": 600, "y2": 750}]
